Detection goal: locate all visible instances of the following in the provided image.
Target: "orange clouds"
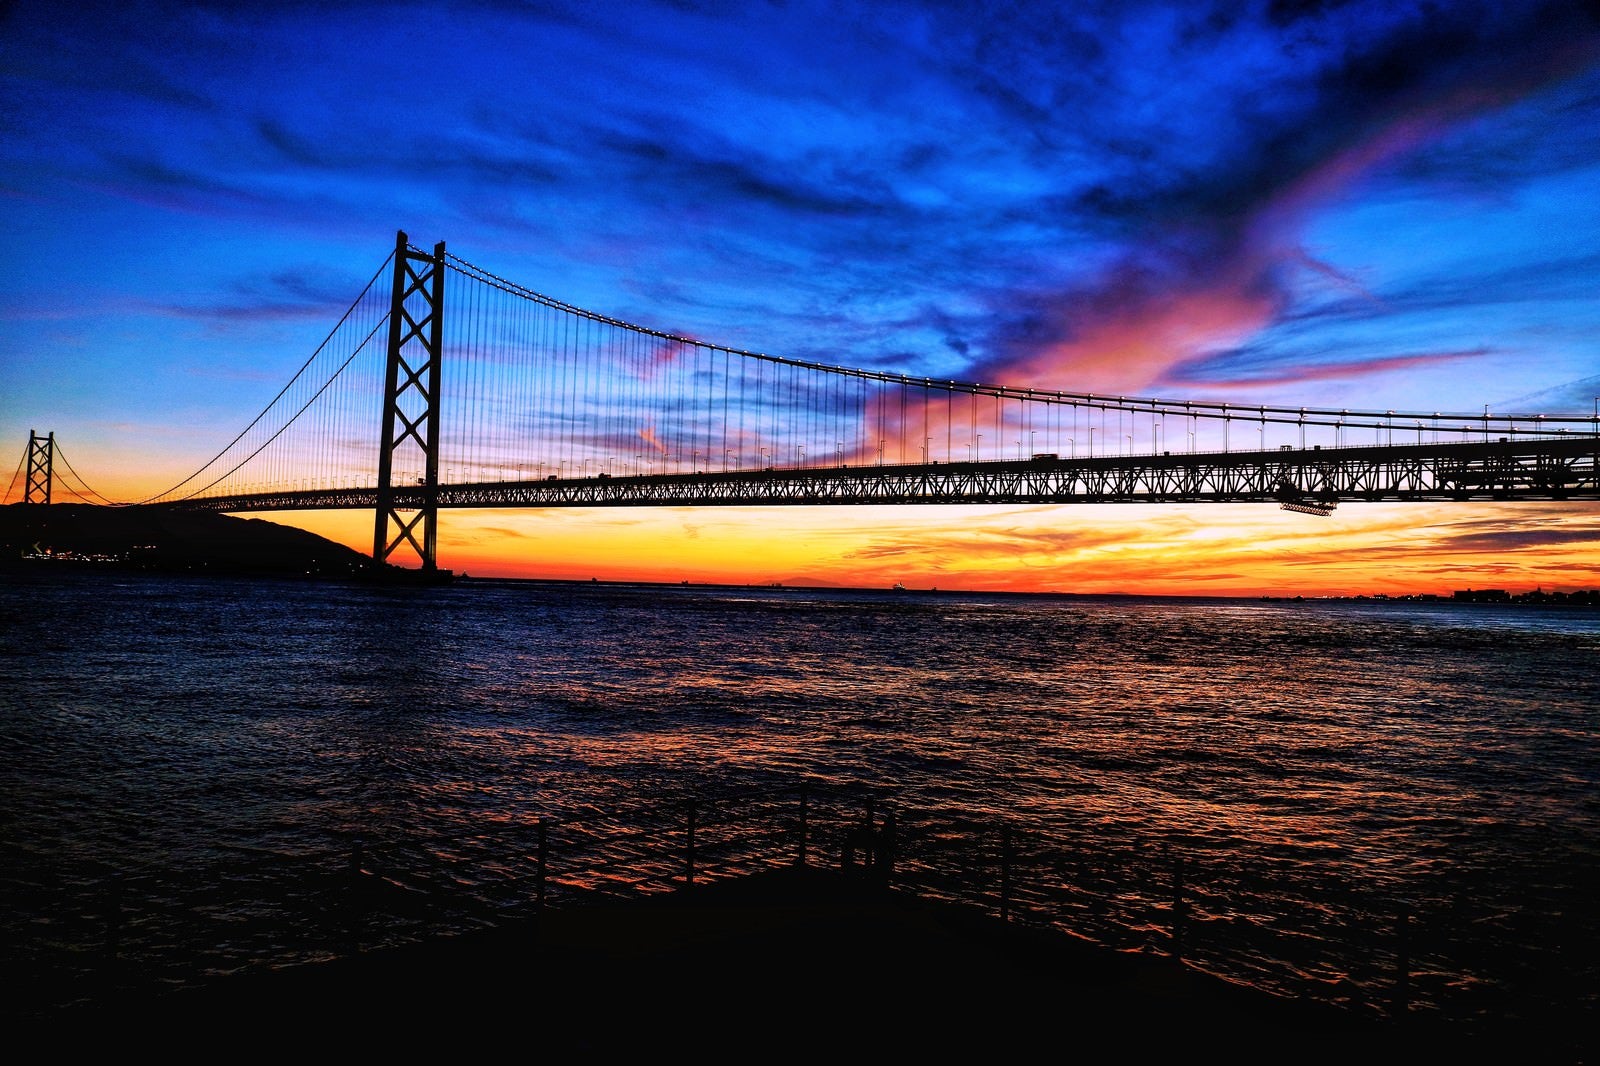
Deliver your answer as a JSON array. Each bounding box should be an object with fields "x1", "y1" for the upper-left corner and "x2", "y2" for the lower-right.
[
  {"x1": 1007, "y1": 283, "x2": 1280, "y2": 396},
  {"x1": 637, "y1": 426, "x2": 669, "y2": 455},
  {"x1": 406, "y1": 501, "x2": 1600, "y2": 599},
  {"x1": 967, "y1": 83, "x2": 1557, "y2": 401}
]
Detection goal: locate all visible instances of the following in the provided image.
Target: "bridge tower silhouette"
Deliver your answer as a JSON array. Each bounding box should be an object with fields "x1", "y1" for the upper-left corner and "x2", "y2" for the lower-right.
[
  {"x1": 373, "y1": 231, "x2": 446, "y2": 573},
  {"x1": 24, "y1": 430, "x2": 53, "y2": 505}
]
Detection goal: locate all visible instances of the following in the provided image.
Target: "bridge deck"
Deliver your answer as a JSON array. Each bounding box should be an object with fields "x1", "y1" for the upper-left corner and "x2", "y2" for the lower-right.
[{"x1": 174, "y1": 436, "x2": 1600, "y2": 512}]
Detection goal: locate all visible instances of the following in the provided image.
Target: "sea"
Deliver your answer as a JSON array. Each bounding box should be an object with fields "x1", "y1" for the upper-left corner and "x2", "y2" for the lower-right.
[{"x1": 2, "y1": 567, "x2": 1597, "y2": 1041}]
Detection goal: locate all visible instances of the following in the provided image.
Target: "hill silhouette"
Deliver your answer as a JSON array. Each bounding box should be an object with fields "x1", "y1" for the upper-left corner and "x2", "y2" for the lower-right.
[{"x1": 0, "y1": 503, "x2": 373, "y2": 578}]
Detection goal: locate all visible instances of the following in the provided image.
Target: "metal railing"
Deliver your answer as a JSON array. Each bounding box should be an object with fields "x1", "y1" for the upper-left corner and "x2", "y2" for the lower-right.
[
  {"x1": 28, "y1": 777, "x2": 1594, "y2": 1038},
  {"x1": 337, "y1": 777, "x2": 1590, "y2": 1032}
]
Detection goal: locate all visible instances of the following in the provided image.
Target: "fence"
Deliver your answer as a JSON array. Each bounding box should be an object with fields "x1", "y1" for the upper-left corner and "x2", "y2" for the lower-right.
[
  {"x1": 42, "y1": 776, "x2": 1591, "y2": 1034},
  {"x1": 344, "y1": 778, "x2": 1436, "y2": 1024}
]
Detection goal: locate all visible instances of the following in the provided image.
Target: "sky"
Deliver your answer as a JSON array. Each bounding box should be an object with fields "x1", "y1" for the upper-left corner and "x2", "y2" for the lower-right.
[{"x1": 3, "y1": 0, "x2": 1599, "y2": 596}]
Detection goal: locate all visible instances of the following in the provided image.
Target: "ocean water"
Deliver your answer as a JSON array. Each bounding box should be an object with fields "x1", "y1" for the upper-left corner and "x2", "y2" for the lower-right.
[{"x1": 2, "y1": 568, "x2": 1597, "y2": 1034}]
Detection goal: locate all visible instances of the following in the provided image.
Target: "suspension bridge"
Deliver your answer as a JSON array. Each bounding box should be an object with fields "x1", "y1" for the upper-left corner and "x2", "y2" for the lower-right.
[{"x1": 9, "y1": 231, "x2": 1599, "y2": 574}]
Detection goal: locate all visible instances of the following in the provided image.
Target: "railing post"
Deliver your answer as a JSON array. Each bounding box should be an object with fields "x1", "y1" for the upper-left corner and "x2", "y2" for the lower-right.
[
  {"x1": 864, "y1": 797, "x2": 875, "y2": 869},
  {"x1": 796, "y1": 784, "x2": 810, "y2": 868},
  {"x1": 840, "y1": 796, "x2": 885, "y2": 871},
  {"x1": 999, "y1": 826, "x2": 1013, "y2": 922},
  {"x1": 104, "y1": 871, "x2": 123, "y2": 959},
  {"x1": 1394, "y1": 903, "x2": 1412, "y2": 1017},
  {"x1": 346, "y1": 838, "x2": 367, "y2": 947},
  {"x1": 878, "y1": 808, "x2": 897, "y2": 883},
  {"x1": 684, "y1": 801, "x2": 697, "y2": 886},
  {"x1": 1171, "y1": 855, "x2": 1188, "y2": 961},
  {"x1": 535, "y1": 819, "x2": 548, "y2": 912}
]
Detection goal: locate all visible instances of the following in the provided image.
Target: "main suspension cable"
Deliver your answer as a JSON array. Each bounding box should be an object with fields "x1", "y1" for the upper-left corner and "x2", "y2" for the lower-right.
[
  {"x1": 172, "y1": 316, "x2": 390, "y2": 501},
  {"x1": 2, "y1": 446, "x2": 24, "y2": 503},
  {"x1": 443, "y1": 250, "x2": 1593, "y2": 433},
  {"x1": 131, "y1": 251, "x2": 395, "y2": 504},
  {"x1": 51, "y1": 442, "x2": 119, "y2": 505}
]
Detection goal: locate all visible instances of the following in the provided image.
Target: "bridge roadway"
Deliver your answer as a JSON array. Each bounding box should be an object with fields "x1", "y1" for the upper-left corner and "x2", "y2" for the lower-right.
[{"x1": 168, "y1": 436, "x2": 1600, "y2": 513}]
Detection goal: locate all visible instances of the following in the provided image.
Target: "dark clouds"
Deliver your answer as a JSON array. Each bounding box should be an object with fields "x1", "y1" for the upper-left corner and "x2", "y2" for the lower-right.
[
  {"x1": 1433, "y1": 517, "x2": 1600, "y2": 553},
  {"x1": 153, "y1": 268, "x2": 378, "y2": 323},
  {"x1": 944, "y1": 1, "x2": 1600, "y2": 393},
  {"x1": 3, "y1": 0, "x2": 1598, "y2": 417},
  {"x1": 1165, "y1": 347, "x2": 1489, "y2": 389}
]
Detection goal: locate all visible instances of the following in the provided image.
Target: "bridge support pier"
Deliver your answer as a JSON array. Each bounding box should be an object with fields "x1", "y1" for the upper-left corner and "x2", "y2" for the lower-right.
[
  {"x1": 373, "y1": 230, "x2": 446, "y2": 574},
  {"x1": 25, "y1": 430, "x2": 53, "y2": 504}
]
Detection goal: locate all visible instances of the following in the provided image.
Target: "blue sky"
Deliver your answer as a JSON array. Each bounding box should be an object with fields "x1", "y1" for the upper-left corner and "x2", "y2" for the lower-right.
[{"x1": 3, "y1": 1, "x2": 1599, "y2": 592}]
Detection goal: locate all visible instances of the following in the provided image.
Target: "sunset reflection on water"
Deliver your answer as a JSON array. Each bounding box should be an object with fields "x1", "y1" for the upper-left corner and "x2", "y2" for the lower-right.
[{"x1": 3, "y1": 572, "x2": 1596, "y2": 1028}]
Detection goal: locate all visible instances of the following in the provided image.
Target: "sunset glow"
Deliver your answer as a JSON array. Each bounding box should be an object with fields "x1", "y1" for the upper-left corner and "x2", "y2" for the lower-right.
[
  {"x1": 3, "y1": 2, "x2": 1598, "y2": 596},
  {"x1": 261, "y1": 501, "x2": 1599, "y2": 599}
]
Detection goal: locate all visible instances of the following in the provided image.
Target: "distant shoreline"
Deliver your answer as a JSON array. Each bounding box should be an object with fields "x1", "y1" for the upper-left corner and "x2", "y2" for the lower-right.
[
  {"x1": 5, "y1": 503, "x2": 1596, "y2": 605},
  {"x1": 452, "y1": 572, "x2": 1600, "y2": 606},
  {"x1": 11, "y1": 552, "x2": 1599, "y2": 609}
]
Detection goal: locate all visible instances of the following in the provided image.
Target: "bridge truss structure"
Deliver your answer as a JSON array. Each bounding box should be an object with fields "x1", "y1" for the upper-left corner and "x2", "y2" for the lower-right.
[
  {"x1": 187, "y1": 435, "x2": 1599, "y2": 516},
  {"x1": 11, "y1": 231, "x2": 1599, "y2": 572}
]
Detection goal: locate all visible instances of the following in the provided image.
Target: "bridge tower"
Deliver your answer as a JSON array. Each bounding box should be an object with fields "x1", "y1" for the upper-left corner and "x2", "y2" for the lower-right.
[
  {"x1": 373, "y1": 230, "x2": 446, "y2": 572},
  {"x1": 24, "y1": 430, "x2": 53, "y2": 504}
]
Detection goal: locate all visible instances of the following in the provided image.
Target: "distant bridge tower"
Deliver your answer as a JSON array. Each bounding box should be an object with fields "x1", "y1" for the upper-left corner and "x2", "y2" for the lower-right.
[
  {"x1": 373, "y1": 230, "x2": 446, "y2": 573},
  {"x1": 24, "y1": 430, "x2": 53, "y2": 504}
]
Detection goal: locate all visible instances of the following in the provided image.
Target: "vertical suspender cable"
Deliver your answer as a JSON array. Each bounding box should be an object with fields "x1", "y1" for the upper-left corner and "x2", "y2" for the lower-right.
[
  {"x1": 565, "y1": 306, "x2": 576, "y2": 474},
  {"x1": 473, "y1": 274, "x2": 485, "y2": 481}
]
